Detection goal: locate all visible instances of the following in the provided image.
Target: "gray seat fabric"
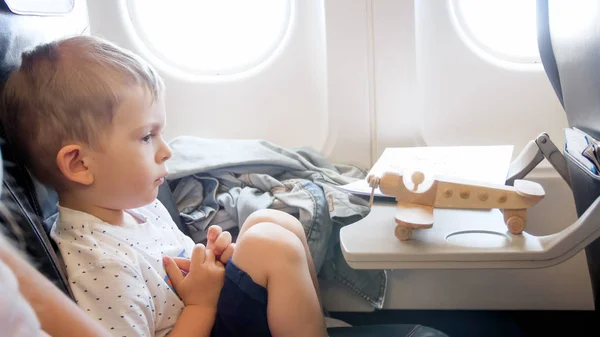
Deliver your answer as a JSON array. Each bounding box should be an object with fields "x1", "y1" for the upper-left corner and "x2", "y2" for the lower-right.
[{"x1": 537, "y1": 0, "x2": 600, "y2": 305}]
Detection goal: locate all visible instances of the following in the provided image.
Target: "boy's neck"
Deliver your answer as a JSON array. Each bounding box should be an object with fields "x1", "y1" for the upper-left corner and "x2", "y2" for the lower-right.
[{"x1": 58, "y1": 192, "x2": 137, "y2": 226}]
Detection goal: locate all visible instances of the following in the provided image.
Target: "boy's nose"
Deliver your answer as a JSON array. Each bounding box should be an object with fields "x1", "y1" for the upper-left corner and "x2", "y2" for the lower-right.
[
  {"x1": 161, "y1": 144, "x2": 173, "y2": 163},
  {"x1": 157, "y1": 139, "x2": 172, "y2": 163}
]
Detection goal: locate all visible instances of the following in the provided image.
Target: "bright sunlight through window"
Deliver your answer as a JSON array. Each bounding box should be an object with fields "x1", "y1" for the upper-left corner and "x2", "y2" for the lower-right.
[
  {"x1": 127, "y1": 0, "x2": 292, "y2": 75},
  {"x1": 451, "y1": 0, "x2": 540, "y2": 64}
]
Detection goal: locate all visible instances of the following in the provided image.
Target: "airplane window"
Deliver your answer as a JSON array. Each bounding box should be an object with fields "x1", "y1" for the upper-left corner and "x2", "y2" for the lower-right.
[
  {"x1": 126, "y1": 0, "x2": 292, "y2": 75},
  {"x1": 450, "y1": 0, "x2": 540, "y2": 64}
]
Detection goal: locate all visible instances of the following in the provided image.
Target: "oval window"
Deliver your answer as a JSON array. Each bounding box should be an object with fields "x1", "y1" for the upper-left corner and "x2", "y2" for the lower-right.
[
  {"x1": 126, "y1": 0, "x2": 292, "y2": 75},
  {"x1": 450, "y1": 0, "x2": 540, "y2": 64}
]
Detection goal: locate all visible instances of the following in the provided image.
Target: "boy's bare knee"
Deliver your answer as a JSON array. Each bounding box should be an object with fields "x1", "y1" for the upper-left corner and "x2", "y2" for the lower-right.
[
  {"x1": 233, "y1": 222, "x2": 306, "y2": 286},
  {"x1": 241, "y1": 209, "x2": 306, "y2": 242},
  {"x1": 237, "y1": 222, "x2": 305, "y2": 263}
]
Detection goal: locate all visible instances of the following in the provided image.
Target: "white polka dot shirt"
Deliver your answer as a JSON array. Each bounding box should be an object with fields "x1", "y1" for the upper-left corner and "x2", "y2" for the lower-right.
[{"x1": 50, "y1": 200, "x2": 195, "y2": 337}]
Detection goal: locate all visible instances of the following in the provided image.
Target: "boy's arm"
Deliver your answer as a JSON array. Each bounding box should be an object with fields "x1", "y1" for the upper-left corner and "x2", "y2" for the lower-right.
[{"x1": 168, "y1": 305, "x2": 217, "y2": 337}]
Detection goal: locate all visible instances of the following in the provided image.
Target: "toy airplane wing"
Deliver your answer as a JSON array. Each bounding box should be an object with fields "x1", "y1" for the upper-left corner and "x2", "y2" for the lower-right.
[
  {"x1": 514, "y1": 179, "x2": 545, "y2": 200},
  {"x1": 394, "y1": 201, "x2": 434, "y2": 229}
]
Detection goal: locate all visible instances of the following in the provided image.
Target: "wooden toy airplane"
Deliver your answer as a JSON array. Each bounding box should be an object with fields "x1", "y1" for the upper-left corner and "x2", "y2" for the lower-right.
[{"x1": 367, "y1": 170, "x2": 546, "y2": 241}]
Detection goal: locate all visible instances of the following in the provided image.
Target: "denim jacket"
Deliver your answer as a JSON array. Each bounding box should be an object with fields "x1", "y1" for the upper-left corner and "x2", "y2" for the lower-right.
[{"x1": 167, "y1": 136, "x2": 387, "y2": 309}]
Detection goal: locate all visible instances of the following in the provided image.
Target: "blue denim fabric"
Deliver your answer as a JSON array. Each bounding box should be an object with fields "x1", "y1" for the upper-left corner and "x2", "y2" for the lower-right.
[
  {"x1": 288, "y1": 180, "x2": 386, "y2": 309},
  {"x1": 168, "y1": 137, "x2": 387, "y2": 309},
  {"x1": 171, "y1": 175, "x2": 221, "y2": 243}
]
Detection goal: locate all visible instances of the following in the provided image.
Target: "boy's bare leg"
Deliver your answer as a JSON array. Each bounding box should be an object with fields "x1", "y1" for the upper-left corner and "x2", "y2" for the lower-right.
[
  {"x1": 232, "y1": 222, "x2": 327, "y2": 337},
  {"x1": 238, "y1": 209, "x2": 321, "y2": 301}
]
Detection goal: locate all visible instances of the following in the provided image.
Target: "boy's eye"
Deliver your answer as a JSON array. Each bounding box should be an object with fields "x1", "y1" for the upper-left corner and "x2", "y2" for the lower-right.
[{"x1": 141, "y1": 134, "x2": 152, "y2": 143}]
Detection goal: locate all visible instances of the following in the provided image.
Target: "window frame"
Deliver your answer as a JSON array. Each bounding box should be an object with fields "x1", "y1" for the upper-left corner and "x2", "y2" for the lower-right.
[
  {"x1": 124, "y1": 0, "x2": 294, "y2": 77},
  {"x1": 448, "y1": 0, "x2": 542, "y2": 69}
]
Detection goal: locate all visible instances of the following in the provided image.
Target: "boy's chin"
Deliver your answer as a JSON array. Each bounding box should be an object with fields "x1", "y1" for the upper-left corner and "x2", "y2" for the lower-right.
[
  {"x1": 142, "y1": 190, "x2": 160, "y2": 206},
  {"x1": 120, "y1": 191, "x2": 159, "y2": 209}
]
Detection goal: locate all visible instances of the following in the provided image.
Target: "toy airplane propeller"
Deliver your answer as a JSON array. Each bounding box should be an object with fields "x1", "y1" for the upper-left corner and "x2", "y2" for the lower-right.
[{"x1": 367, "y1": 170, "x2": 545, "y2": 241}]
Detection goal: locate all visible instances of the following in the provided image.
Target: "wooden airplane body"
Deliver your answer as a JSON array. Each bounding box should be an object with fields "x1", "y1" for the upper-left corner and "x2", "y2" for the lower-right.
[{"x1": 367, "y1": 171, "x2": 545, "y2": 241}]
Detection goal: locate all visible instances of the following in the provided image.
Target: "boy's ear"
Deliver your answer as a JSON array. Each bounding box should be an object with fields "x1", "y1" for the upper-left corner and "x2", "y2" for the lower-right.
[{"x1": 56, "y1": 144, "x2": 94, "y2": 186}]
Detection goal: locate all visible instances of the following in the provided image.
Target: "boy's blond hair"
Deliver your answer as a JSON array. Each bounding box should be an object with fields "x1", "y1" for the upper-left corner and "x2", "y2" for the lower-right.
[{"x1": 0, "y1": 35, "x2": 164, "y2": 188}]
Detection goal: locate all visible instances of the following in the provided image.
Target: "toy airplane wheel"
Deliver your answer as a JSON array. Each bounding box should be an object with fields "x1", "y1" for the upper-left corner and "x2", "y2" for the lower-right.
[
  {"x1": 503, "y1": 209, "x2": 527, "y2": 234},
  {"x1": 395, "y1": 225, "x2": 412, "y2": 241},
  {"x1": 506, "y1": 216, "x2": 526, "y2": 234}
]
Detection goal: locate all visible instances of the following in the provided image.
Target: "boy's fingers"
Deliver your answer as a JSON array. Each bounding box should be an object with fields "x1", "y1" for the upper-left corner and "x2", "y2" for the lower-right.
[
  {"x1": 213, "y1": 231, "x2": 232, "y2": 256},
  {"x1": 206, "y1": 225, "x2": 223, "y2": 249},
  {"x1": 163, "y1": 256, "x2": 184, "y2": 289},
  {"x1": 205, "y1": 249, "x2": 216, "y2": 263},
  {"x1": 171, "y1": 257, "x2": 191, "y2": 272},
  {"x1": 220, "y1": 243, "x2": 235, "y2": 265},
  {"x1": 190, "y1": 244, "x2": 207, "y2": 270}
]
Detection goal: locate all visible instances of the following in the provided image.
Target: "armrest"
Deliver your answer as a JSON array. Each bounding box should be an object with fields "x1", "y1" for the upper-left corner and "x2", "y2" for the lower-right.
[{"x1": 506, "y1": 133, "x2": 570, "y2": 187}]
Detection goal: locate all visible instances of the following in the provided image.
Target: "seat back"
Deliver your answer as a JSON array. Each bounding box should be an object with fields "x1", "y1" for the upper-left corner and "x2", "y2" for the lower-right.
[
  {"x1": 0, "y1": 0, "x2": 88, "y2": 297},
  {"x1": 537, "y1": 0, "x2": 600, "y2": 304},
  {"x1": 0, "y1": 0, "x2": 188, "y2": 298}
]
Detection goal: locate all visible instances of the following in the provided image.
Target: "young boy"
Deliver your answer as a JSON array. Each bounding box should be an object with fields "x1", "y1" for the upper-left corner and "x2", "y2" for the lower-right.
[{"x1": 1, "y1": 36, "x2": 327, "y2": 337}]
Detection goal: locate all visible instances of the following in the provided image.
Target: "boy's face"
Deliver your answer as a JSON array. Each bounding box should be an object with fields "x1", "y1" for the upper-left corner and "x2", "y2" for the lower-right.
[{"x1": 88, "y1": 86, "x2": 172, "y2": 210}]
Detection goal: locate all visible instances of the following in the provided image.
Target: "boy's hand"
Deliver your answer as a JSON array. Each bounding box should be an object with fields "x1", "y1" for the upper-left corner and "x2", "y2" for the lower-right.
[
  {"x1": 206, "y1": 225, "x2": 236, "y2": 265},
  {"x1": 163, "y1": 244, "x2": 225, "y2": 308}
]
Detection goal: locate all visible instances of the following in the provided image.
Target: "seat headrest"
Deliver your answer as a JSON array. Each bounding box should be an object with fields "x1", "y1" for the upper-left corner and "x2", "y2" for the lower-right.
[
  {"x1": 537, "y1": 0, "x2": 600, "y2": 139},
  {"x1": 1, "y1": 1, "x2": 83, "y2": 83}
]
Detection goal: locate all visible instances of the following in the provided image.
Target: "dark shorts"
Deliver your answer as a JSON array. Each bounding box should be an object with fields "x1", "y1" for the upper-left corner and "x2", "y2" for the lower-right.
[{"x1": 211, "y1": 258, "x2": 271, "y2": 337}]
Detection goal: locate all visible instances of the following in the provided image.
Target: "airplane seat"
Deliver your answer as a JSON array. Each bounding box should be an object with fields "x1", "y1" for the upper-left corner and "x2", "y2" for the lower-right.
[
  {"x1": 537, "y1": 0, "x2": 600, "y2": 305},
  {"x1": 0, "y1": 0, "x2": 82, "y2": 298},
  {"x1": 0, "y1": 2, "x2": 449, "y2": 336}
]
